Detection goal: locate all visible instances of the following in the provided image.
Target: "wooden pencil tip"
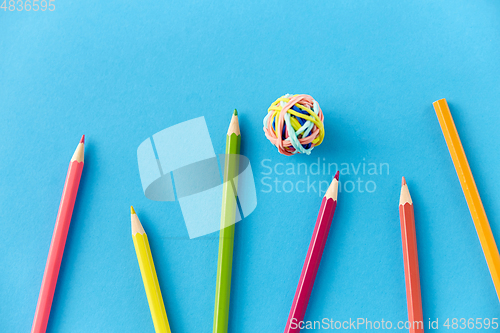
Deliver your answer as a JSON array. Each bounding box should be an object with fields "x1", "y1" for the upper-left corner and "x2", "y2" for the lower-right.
[
  {"x1": 399, "y1": 180, "x2": 413, "y2": 205},
  {"x1": 228, "y1": 110, "x2": 241, "y2": 135},
  {"x1": 131, "y1": 210, "x2": 145, "y2": 235},
  {"x1": 71, "y1": 136, "x2": 85, "y2": 163},
  {"x1": 325, "y1": 176, "x2": 339, "y2": 200},
  {"x1": 402, "y1": 176, "x2": 406, "y2": 186},
  {"x1": 130, "y1": 206, "x2": 136, "y2": 215}
]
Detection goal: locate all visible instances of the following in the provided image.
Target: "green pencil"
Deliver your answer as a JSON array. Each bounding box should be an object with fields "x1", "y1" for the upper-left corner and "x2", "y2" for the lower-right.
[{"x1": 213, "y1": 110, "x2": 241, "y2": 333}]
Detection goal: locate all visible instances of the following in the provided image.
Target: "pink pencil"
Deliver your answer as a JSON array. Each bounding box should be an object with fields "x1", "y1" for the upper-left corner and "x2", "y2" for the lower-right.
[
  {"x1": 285, "y1": 171, "x2": 339, "y2": 333},
  {"x1": 31, "y1": 136, "x2": 85, "y2": 333}
]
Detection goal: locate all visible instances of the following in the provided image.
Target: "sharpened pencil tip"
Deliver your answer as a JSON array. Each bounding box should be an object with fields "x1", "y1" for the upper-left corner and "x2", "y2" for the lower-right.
[
  {"x1": 399, "y1": 179, "x2": 412, "y2": 205},
  {"x1": 325, "y1": 174, "x2": 339, "y2": 200},
  {"x1": 80, "y1": 135, "x2": 85, "y2": 143},
  {"x1": 228, "y1": 109, "x2": 240, "y2": 135},
  {"x1": 131, "y1": 209, "x2": 145, "y2": 235}
]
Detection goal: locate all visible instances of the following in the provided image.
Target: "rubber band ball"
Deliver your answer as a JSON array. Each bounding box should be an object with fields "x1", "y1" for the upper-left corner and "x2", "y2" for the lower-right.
[{"x1": 263, "y1": 94, "x2": 325, "y2": 156}]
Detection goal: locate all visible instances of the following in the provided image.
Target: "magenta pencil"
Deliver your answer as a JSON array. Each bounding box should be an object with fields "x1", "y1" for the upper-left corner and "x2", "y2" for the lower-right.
[
  {"x1": 285, "y1": 171, "x2": 339, "y2": 333},
  {"x1": 31, "y1": 136, "x2": 85, "y2": 333}
]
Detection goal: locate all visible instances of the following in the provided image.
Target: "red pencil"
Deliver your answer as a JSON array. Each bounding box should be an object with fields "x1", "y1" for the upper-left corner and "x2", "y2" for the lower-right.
[
  {"x1": 285, "y1": 171, "x2": 339, "y2": 333},
  {"x1": 31, "y1": 136, "x2": 85, "y2": 333},
  {"x1": 399, "y1": 177, "x2": 424, "y2": 333}
]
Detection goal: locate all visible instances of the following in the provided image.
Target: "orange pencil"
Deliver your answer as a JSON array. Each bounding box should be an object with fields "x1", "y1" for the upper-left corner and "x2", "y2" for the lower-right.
[
  {"x1": 399, "y1": 177, "x2": 424, "y2": 333},
  {"x1": 31, "y1": 136, "x2": 85, "y2": 333},
  {"x1": 433, "y1": 98, "x2": 500, "y2": 301}
]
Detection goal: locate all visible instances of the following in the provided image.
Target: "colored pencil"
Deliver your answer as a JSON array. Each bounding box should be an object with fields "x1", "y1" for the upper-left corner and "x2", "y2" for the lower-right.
[
  {"x1": 213, "y1": 110, "x2": 241, "y2": 333},
  {"x1": 31, "y1": 135, "x2": 85, "y2": 333},
  {"x1": 399, "y1": 177, "x2": 424, "y2": 333},
  {"x1": 131, "y1": 206, "x2": 171, "y2": 333},
  {"x1": 433, "y1": 98, "x2": 500, "y2": 301},
  {"x1": 285, "y1": 172, "x2": 339, "y2": 333}
]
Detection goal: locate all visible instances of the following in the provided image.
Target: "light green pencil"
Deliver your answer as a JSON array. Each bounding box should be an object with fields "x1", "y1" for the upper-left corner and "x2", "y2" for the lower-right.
[{"x1": 213, "y1": 110, "x2": 241, "y2": 333}]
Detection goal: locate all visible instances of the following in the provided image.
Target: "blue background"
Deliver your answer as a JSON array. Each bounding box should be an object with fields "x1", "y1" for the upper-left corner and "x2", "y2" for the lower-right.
[{"x1": 1, "y1": 0, "x2": 500, "y2": 332}]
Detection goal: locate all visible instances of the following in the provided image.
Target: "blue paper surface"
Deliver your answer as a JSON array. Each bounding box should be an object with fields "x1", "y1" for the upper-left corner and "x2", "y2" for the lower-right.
[{"x1": 1, "y1": 0, "x2": 500, "y2": 332}]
